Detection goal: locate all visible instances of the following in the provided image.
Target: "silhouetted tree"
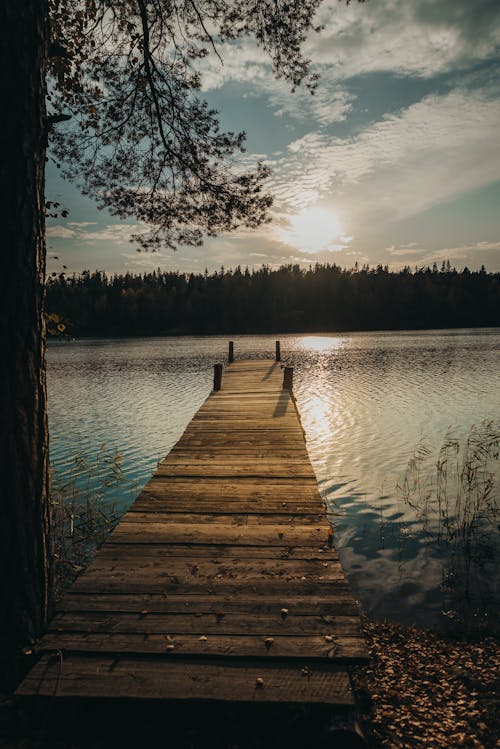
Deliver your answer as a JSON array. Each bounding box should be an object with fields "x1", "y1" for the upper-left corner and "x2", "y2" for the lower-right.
[{"x1": 46, "y1": 264, "x2": 500, "y2": 337}]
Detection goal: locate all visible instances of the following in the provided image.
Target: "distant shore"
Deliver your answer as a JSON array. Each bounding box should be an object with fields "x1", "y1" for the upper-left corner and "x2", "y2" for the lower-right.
[
  {"x1": 46, "y1": 324, "x2": 500, "y2": 342},
  {"x1": 45, "y1": 265, "x2": 500, "y2": 339}
]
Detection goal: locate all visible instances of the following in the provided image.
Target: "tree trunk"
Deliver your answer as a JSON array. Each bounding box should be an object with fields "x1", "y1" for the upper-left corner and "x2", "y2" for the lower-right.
[{"x1": 0, "y1": 0, "x2": 51, "y2": 688}]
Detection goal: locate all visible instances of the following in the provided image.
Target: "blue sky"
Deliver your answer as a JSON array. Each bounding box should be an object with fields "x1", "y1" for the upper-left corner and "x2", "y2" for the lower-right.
[{"x1": 46, "y1": 0, "x2": 500, "y2": 275}]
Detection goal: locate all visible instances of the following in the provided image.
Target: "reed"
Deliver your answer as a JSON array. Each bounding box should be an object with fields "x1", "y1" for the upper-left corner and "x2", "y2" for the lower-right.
[
  {"x1": 50, "y1": 444, "x2": 125, "y2": 598},
  {"x1": 397, "y1": 420, "x2": 499, "y2": 635},
  {"x1": 398, "y1": 420, "x2": 499, "y2": 540}
]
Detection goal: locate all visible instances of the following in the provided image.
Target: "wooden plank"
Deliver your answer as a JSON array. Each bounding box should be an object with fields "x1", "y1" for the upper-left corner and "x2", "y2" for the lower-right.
[
  {"x1": 107, "y1": 522, "x2": 331, "y2": 546},
  {"x1": 160, "y1": 456, "x2": 313, "y2": 466},
  {"x1": 49, "y1": 612, "x2": 362, "y2": 636},
  {"x1": 37, "y1": 633, "x2": 367, "y2": 662},
  {"x1": 99, "y1": 544, "x2": 338, "y2": 560},
  {"x1": 18, "y1": 655, "x2": 355, "y2": 704},
  {"x1": 76, "y1": 557, "x2": 344, "y2": 583},
  {"x1": 142, "y1": 494, "x2": 321, "y2": 506},
  {"x1": 122, "y1": 511, "x2": 327, "y2": 525},
  {"x1": 179, "y1": 422, "x2": 301, "y2": 430},
  {"x1": 59, "y1": 593, "x2": 361, "y2": 616},
  {"x1": 169, "y1": 449, "x2": 311, "y2": 459},
  {"x1": 72, "y1": 578, "x2": 351, "y2": 596},
  {"x1": 155, "y1": 465, "x2": 316, "y2": 479},
  {"x1": 131, "y1": 502, "x2": 326, "y2": 515},
  {"x1": 142, "y1": 477, "x2": 322, "y2": 500}
]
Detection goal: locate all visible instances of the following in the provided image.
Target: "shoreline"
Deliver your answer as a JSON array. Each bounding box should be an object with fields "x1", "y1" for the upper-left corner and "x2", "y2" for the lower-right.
[{"x1": 47, "y1": 325, "x2": 500, "y2": 341}]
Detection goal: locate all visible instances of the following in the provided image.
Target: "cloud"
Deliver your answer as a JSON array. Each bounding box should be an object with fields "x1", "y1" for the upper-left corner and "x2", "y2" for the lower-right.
[
  {"x1": 201, "y1": 38, "x2": 356, "y2": 126},
  {"x1": 258, "y1": 78, "x2": 355, "y2": 126},
  {"x1": 47, "y1": 226, "x2": 76, "y2": 239},
  {"x1": 420, "y1": 240, "x2": 500, "y2": 265},
  {"x1": 47, "y1": 222, "x2": 146, "y2": 244},
  {"x1": 307, "y1": 0, "x2": 500, "y2": 81},
  {"x1": 200, "y1": 39, "x2": 269, "y2": 91},
  {"x1": 81, "y1": 224, "x2": 146, "y2": 243},
  {"x1": 121, "y1": 252, "x2": 165, "y2": 271},
  {"x1": 387, "y1": 247, "x2": 421, "y2": 256},
  {"x1": 199, "y1": 0, "x2": 500, "y2": 102},
  {"x1": 380, "y1": 240, "x2": 500, "y2": 270},
  {"x1": 266, "y1": 89, "x2": 500, "y2": 229}
]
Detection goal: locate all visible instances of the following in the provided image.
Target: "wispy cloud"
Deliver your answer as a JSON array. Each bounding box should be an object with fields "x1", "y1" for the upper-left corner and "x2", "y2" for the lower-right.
[
  {"x1": 420, "y1": 240, "x2": 500, "y2": 265},
  {"x1": 48, "y1": 222, "x2": 146, "y2": 245},
  {"x1": 254, "y1": 78, "x2": 355, "y2": 126},
  {"x1": 47, "y1": 226, "x2": 76, "y2": 239}
]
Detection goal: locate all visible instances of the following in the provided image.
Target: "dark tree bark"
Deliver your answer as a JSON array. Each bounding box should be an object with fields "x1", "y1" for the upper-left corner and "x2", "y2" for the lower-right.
[{"x1": 0, "y1": 0, "x2": 51, "y2": 687}]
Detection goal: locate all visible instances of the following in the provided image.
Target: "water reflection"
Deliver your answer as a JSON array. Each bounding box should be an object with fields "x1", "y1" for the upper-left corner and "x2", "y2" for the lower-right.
[
  {"x1": 47, "y1": 330, "x2": 500, "y2": 632},
  {"x1": 295, "y1": 335, "x2": 346, "y2": 353}
]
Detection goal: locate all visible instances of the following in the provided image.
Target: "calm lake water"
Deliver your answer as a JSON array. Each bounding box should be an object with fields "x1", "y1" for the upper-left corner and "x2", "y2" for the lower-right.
[{"x1": 47, "y1": 330, "x2": 500, "y2": 632}]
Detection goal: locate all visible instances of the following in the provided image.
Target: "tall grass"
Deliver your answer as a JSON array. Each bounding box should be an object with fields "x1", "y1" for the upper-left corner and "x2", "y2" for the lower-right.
[
  {"x1": 397, "y1": 420, "x2": 499, "y2": 635},
  {"x1": 50, "y1": 444, "x2": 125, "y2": 598},
  {"x1": 398, "y1": 420, "x2": 499, "y2": 540}
]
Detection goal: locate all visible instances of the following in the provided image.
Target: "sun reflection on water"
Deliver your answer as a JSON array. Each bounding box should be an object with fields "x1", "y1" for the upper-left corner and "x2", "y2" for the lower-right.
[{"x1": 295, "y1": 334, "x2": 346, "y2": 353}]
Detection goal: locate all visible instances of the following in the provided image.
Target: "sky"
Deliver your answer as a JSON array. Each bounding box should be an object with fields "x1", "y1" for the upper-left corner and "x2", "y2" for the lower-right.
[{"x1": 46, "y1": 0, "x2": 500, "y2": 276}]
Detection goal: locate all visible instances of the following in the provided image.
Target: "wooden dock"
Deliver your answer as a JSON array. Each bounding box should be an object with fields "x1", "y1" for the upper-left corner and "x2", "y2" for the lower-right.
[{"x1": 18, "y1": 357, "x2": 367, "y2": 706}]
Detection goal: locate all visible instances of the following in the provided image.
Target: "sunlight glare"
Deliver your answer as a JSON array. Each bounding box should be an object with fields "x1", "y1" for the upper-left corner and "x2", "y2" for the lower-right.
[
  {"x1": 281, "y1": 206, "x2": 344, "y2": 253},
  {"x1": 299, "y1": 335, "x2": 344, "y2": 353}
]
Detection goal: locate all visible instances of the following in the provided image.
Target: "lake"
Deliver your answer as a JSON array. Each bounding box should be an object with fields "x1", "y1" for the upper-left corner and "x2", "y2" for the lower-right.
[{"x1": 47, "y1": 329, "x2": 500, "y2": 633}]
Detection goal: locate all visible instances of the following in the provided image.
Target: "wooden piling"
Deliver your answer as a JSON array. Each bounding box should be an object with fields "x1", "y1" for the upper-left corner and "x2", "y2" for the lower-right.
[
  {"x1": 275, "y1": 340, "x2": 281, "y2": 362},
  {"x1": 228, "y1": 341, "x2": 234, "y2": 363},
  {"x1": 283, "y1": 365, "x2": 293, "y2": 391},
  {"x1": 213, "y1": 363, "x2": 223, "y2": 391}
]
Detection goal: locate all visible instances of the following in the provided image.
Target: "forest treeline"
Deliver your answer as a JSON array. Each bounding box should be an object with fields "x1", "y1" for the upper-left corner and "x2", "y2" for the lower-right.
[{"x1": 45, "y1": 263, "x2": 500, "y2": 336}]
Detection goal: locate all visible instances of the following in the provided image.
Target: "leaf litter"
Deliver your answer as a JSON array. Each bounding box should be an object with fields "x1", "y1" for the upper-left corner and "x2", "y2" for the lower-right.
[{"x1": 352, "y1": 617, "x2": 499, "y2": 749}]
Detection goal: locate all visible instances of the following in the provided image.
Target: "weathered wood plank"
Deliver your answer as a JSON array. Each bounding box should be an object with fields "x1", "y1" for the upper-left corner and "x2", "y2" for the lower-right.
[
  {"x1": 71, "y1": 578, "x2": 352, "y2": 596},
  {"x1": 99, "y1": 541, "x2": 339, "y2": 563},
  {"x1": 75, "y1": 557, "x2": 344, "y2": 584},
  {"x1": 107, "y1": 522, "x2": 331, "y2": 547},
  {"x1": 99, "y1": 544, "x2": 338, "y2": 561},
  {"x1": 18, "y1": 655, "x2": 355, "y2": 704},
  {"x1": 59, "y1": 593, "x2": 361, "y2": 616},
  {"x1": 142, "y1": 477, "x2": 322, "y2": 501},
  {"x1": 169, "y1": 449, "x2": 311, "y2": 460},
  {"x1": 37, "y1": 633, "x2": 367, "y2": 662},
  {"x1": 131, "y1": 502, "x2": 327, "y2": 516},
  {"x1": 155, "y1": 465, "x2": 316, "y2": 479},
  {"x1": 122, "y1": 511, "x2": 327, "y2": 525},
  {"x1": 49, "y1": 612, "x2": 362, "y2": 637}
]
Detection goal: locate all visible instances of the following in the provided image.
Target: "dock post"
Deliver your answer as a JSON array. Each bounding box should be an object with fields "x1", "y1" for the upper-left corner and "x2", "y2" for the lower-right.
[
  {"x1": 283, "y1": 365, "x2": 293, "y2": 391},
  {"x1": 213, "y1": 363, "x2": 223, "y2": 391},
  {"x1": 275, "y1": 340, "x2": 281, "y2": 362},
  {"x1": 228, "y1": 340, "x2": 234, "y2": 363}
]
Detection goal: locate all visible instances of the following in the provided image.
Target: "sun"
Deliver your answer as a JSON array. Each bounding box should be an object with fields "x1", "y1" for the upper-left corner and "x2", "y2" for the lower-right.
[{"x1": 281, "y1": 206, "x2": 344, "y2": 253}]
